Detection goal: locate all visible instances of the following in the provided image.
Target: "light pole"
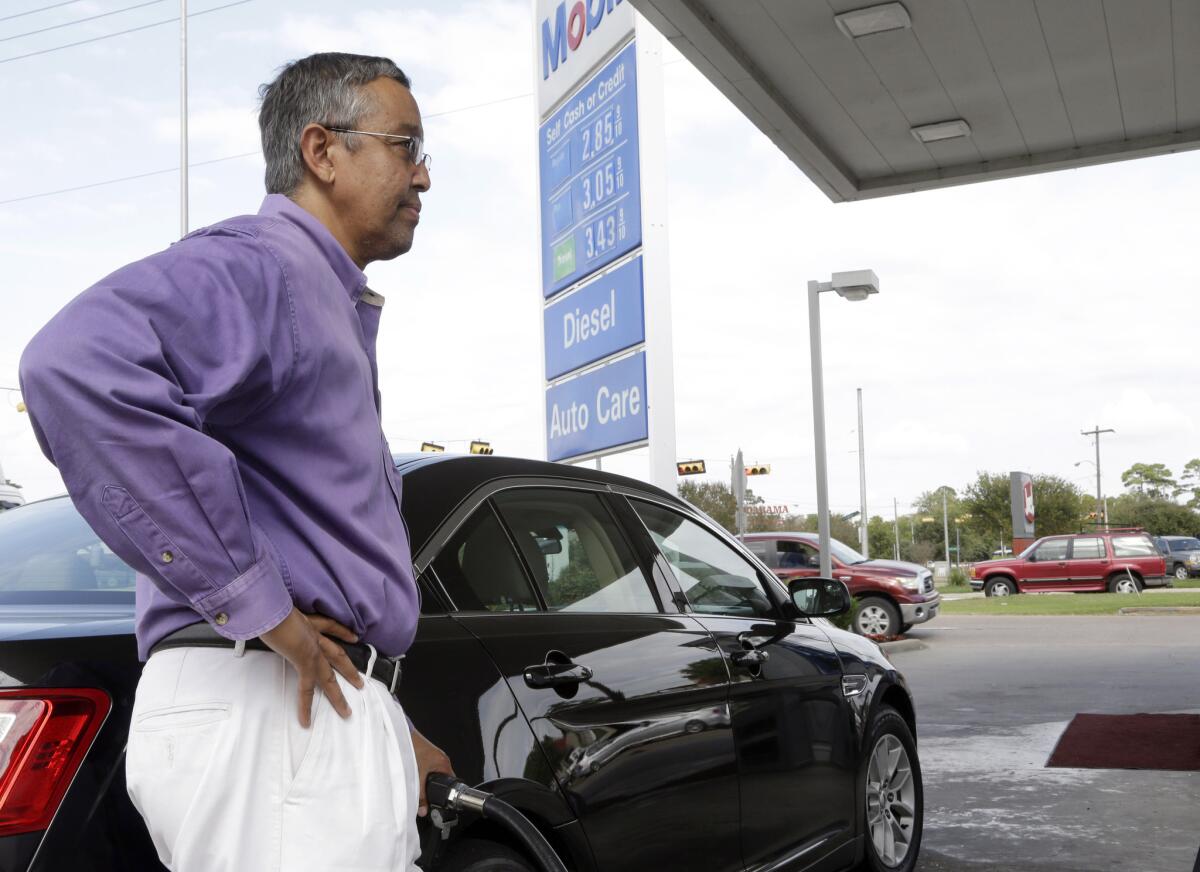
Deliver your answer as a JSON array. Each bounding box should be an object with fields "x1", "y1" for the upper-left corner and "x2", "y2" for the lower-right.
[
  {"x1": 942, "y1": 488, "x2": 951, "y2": 575},
  {"x1": 1081, "y1": 425, "x2": 1114, "y2": 524},
  {"x1": 808, "y1": 271, "x2": 879, "y2": 578},
  {"x1": 857, "y1": 388, "x2": 868, "y2": 557}
]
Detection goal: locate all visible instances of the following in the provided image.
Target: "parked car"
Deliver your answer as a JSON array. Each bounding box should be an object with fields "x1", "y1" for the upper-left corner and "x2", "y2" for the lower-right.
[
  {"x1": 0, "y1": 455, "x2": 923, "y2": 872},
  {"x1": 1151, "y1": 535, "x2": 1200, "y2": 580},
  {"x1": 968, "y1": 529, "x2": 1168, "y2": 596},
  {"x1": 742, "y1": 532, "x2": 940, "y2": 638}
]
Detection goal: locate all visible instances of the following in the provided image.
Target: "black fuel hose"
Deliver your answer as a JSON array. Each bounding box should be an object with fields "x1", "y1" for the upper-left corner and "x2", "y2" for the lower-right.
[{"x1": 425, "y1": 773, "x2": 569, "y2": 872}]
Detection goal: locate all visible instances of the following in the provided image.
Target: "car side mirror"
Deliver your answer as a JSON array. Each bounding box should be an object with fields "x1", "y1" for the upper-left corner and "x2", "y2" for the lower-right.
[{"x1": 788, "y1": 577, "x2": 851, "y2": 618}]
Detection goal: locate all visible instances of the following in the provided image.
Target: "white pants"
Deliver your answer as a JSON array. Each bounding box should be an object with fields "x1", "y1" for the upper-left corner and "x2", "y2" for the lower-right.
[{"x1": 126, "y1": 647, "x2": 422, "y2": 872}]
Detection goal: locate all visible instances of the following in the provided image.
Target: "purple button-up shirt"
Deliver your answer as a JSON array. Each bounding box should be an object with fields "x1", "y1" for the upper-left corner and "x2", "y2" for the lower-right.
[{"x1": 20, "y1": 195, "x2": 419, "y2": 660}]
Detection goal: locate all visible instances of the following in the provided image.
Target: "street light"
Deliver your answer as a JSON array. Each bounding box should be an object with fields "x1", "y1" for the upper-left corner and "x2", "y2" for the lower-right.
[{"x1": 808, "y1": 270, "x2": 879, "y2": 577}]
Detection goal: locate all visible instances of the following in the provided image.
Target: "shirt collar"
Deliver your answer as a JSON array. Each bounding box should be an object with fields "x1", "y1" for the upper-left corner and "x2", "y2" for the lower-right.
[{"x1": 258, "y1": 194, "x2": 367, "y2": 301}]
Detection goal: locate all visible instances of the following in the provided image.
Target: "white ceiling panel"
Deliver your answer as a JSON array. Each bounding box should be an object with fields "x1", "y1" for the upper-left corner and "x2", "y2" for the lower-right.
[{"x1": 630, "y1": 0, "x2": 1200, "y2": 200}]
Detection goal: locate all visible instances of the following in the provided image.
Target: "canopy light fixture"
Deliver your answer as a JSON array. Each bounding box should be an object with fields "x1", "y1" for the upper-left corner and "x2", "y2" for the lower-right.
[
  {"x1": 834, "y1": 2, "x2": 911, "y2": 39},
  {"x1": 911, "y1": 119, "x2": 972, "y2": 143}
]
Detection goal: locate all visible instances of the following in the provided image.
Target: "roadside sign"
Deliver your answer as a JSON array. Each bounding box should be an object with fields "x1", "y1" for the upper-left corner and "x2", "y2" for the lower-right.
[
  {"x1": 539, "y1": 40, "x2": 641, "y2": 298},
  {"x1": 546, "y1": 351, "x2": 647, "y2": 462},
  {"x1": 543, "y1": 255, "x2": 644, "y2": 380}
]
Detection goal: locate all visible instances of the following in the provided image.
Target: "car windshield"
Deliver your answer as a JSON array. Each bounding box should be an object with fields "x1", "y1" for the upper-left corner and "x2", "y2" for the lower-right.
[
  {"x1": 1170, "y1": 538, "x2": 1200, "y2": 552},
  {"x1": 826, "y1": 537, "x2": 869, "y2": 565},
  {"x1": 0, "y1": 498, "x2": 135, "y2": 604}
]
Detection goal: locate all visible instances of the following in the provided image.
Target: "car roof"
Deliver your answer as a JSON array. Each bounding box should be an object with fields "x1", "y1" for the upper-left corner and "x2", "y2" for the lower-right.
[{"x1": 392, "y1": 453, "x2": 685, "y2": 555}]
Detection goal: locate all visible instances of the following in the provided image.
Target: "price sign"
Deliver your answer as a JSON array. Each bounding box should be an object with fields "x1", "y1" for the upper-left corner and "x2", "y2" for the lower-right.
[{"x1": 539, "y1": 40, "x2": 641, "y2": 299}]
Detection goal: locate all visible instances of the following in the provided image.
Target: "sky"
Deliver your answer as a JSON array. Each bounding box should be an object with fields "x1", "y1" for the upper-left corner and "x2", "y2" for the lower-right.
[{"x1": 1, "y1": 0, "x2": 1198, "y2": 522}]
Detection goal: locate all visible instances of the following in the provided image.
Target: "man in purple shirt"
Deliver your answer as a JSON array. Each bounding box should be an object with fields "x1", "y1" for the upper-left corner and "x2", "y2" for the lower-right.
[{"x1": 20, "y1": 53, "x2": 449, "y2": 870}]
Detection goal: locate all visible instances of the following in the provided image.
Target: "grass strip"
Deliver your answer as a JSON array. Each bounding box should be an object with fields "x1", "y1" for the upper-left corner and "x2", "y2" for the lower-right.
[{"x1": 940, "y1": 592, "x2": 1200, "y2": 616}]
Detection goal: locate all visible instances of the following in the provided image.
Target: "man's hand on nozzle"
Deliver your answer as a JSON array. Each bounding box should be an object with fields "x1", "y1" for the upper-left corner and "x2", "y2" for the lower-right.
[{"x1": 259, "y1": 606, "x2": 365, "y2": 726}]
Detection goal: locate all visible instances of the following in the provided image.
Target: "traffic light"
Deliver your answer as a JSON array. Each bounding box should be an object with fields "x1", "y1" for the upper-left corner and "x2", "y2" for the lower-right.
[
  {"x1": 420, "y1": 442, "x2": 445, "y2": 453},
  {"x1": 469, "y1": 441, "x2": 494, "y2": 455},
  {"x1": 676, "y1": 460, "x2": 706, "y2": 476},
  {"x1": 745, "y1": 464, "x2": 771, "y2": 476}
]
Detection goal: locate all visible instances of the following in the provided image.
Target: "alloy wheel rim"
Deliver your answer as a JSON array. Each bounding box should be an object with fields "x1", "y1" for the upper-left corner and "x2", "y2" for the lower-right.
[
  {"x1": 992, "y1": 581, "x2": 1010, "y2": 596},
  {"x1": 865, "y1": 733, "x2": 916, "y2": 866},
  {"x1": 858, "y1": 606, "x2": 891, "y2": 635},
  {"x1": 1176, "y1": 566, "x2": 1188, "y2": 580},
  {"x1": 1115, "y1": 578, "x2": 1137, "y2": 593}
]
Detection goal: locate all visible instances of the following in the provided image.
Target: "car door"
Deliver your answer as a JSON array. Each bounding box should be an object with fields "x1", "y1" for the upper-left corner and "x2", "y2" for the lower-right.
[
  {"x1": 1024, "y1": 538, "x2": 1072, "y2": 590},
  {"x1": 625, "y1": 497, "x2": 855, "y2": 871},
  {"x1": 1065, "y1": 536, "x2": 1109, "y2": 590},
  {"x1": 425, "y1": 484, "x2": 742, "y2": 872}
]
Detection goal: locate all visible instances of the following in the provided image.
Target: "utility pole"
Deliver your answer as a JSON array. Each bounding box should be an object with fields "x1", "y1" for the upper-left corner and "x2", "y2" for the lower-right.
[
  {"x1": 893, "y1": 498, "x2": 900, "y2": 560},
  {"x1": 942, "y1": 488, "x2": 951, "y2": 576},
  {"x1": 1081, "y1": 425, "x2": 1114, "y2": 524},
  {"x1": 731, "y1": 448, "x2": 746, "y2": 537},
  {"x1": 857, "y1": 388, "x2": 868, "y2": 557},
  {"x1": 180, "y1": 0, "x2": 189, "y2": 237}
]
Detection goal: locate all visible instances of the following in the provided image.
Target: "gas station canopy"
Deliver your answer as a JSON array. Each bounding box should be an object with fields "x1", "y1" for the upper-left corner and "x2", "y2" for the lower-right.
[{"x1": 628, "y1": 0, "x2": 1200, "y2": 201}]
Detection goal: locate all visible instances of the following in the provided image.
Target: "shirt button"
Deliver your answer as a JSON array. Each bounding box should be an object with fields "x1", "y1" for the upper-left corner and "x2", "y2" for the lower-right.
[
  {"x1": 214, "y1": 613, "x2": 229, "y2": 626},
  {"x1": 161, "y1": 551, "x2": 174, "y2": 564}
]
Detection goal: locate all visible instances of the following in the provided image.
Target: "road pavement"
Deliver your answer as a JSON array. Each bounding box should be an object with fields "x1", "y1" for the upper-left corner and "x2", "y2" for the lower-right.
[{"x1": 896, "y1": 614, "x2": 1200, "y2": 872}]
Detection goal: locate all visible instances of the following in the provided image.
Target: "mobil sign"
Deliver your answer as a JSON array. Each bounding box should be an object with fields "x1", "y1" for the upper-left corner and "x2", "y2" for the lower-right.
[
  {"x1": 536, "y1": 0, "x2": 634, "y2": 113},
  {"x1": 1009, "y1": 471, "x2": 1035, "y2": 538}
]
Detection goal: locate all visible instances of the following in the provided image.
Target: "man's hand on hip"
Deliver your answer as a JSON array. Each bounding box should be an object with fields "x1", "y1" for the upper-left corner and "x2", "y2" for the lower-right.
[{"x1": 260, "y1": 606, "x2": 365, "y2": 726}]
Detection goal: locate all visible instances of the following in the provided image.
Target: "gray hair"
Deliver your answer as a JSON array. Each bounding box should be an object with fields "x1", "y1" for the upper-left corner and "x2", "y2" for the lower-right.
[{"x1": 258, "y1": 52, "x2": 411, "y2": 195}]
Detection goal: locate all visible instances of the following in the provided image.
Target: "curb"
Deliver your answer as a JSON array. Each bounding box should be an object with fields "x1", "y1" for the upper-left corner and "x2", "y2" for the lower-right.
[
  {"x1": 1118, "y1": 606, "x2": 1200, "y2": 615},
  {"x1": 878, "y1": 638, "x2": 928, "y2": 654}
]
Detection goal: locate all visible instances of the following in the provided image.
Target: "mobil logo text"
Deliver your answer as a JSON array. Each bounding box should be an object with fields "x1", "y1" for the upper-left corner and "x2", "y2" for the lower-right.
[{"x1": 542, "y1": 0, "x2": 626, "y2": 82}]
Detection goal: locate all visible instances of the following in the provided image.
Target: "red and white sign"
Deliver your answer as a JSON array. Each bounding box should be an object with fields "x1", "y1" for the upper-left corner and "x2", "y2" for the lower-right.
[{"x1": 1023, "y1": 480, "x2": 1035, "y2": 523}]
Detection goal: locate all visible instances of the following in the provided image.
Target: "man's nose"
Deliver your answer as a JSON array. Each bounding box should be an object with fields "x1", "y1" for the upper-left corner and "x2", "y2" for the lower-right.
[{"x1": 413, "y1": 160, "x2": 431, "y2": 192}]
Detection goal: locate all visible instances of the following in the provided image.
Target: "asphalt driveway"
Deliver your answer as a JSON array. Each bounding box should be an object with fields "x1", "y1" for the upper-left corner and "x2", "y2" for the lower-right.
[{"x1": 894, "y1": 615, "x2": 1200, "y2": 872}]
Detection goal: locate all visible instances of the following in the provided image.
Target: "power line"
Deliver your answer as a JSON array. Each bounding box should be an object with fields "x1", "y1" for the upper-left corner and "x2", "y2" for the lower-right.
[
  {"x1": 0, "y1": 151, "x2": 260, "y2": 206},
  {"x1": 0, "y1": 90, "x2": 540, "y2": 207},
  {"x1": 1, "y1": 0, "x2": 167, "y2": 44},
  {"x1": 0, "y1": 0, "x2": 85, "y2": 23},
  {"x1": 0, "y1": 0, "x2": 251, "y2": 64}
]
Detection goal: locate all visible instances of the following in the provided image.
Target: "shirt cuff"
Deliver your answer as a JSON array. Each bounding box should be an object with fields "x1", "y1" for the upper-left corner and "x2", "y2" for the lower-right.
[{"x1": 194, "y1": 557, "x2": 294, "y2": 640}]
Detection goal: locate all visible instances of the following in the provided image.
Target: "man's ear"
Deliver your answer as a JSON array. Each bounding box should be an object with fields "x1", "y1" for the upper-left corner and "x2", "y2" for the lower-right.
[{"x1": 298, "y1": 123, "x2": 337, "y2": 185}]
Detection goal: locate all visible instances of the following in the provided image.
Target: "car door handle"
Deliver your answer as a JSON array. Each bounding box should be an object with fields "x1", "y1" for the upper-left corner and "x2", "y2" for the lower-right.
[
  {"x1": 731, "y1": 648, "x2": 769, "y2": 666},
  {"x1": 523, "y1": 662, "x2": 593, "y2": 689}
]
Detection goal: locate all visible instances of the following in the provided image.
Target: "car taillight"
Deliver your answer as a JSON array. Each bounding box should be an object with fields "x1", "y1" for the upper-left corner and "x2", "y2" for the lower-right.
[{"x1": 0, "y1": 688, "x2": 110, "y2": 838}]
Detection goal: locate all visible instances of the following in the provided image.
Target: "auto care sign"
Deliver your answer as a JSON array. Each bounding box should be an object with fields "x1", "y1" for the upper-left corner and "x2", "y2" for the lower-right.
[{"x1": 1010, "y1": 472, "x2": 1035, "y2": 538}]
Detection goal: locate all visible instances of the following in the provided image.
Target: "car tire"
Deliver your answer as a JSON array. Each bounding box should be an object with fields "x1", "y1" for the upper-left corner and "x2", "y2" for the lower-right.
[
  {"x1": 984, "y1": 577, "x2": 1015, "y2": 597},
  {"x1": 855, "y1": 597, "x2": 900, "y2": 637},
  {"x1": 899, "y1": 622, "x2": 913, "y2": 634},
  {"x1": 1174, "y1": 564, "x2": 1189, "y2": 581},
  {"x1": 438, "y1": 839, "x2": 537, "y2": 872},
  {"x1": 857, "y1": 705, "x2": 923, "y2": 872},
  {"x1": 1108, "y1": 573, "x2": 1143, "y2": 594}
]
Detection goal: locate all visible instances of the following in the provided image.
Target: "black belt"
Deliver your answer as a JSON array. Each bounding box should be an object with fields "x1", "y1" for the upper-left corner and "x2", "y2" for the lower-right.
[{"x1": 150, "y1": 622, "x2": 403, "y2": 695}]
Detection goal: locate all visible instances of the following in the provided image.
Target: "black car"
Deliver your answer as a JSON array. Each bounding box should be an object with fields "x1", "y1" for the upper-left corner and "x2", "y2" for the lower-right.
[{"x1": 0, "y1": 454, "x2": 922, "y2": 872}]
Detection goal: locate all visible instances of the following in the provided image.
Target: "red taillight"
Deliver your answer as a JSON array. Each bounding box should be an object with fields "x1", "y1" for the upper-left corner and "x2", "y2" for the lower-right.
[{"x1": 0, "y1": 688, "x2": 110, "y2": 837}]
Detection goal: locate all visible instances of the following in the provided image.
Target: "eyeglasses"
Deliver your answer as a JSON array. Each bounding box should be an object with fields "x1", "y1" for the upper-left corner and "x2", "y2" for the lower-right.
[{"x1": 325, "y1": 127, "x2": 431, "y2": 170}]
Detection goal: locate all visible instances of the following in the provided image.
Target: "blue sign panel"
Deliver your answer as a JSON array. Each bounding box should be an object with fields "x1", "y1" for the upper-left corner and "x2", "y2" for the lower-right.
[
  {"x1": 546, "y1": 351, "x2": 647, "y2": 462},
  {"x1": 539, "y1": 40, "x2": 641, "y2": 299},
  {"x1": 544, "y1": 256, "x2": 644, "y2": 380}
]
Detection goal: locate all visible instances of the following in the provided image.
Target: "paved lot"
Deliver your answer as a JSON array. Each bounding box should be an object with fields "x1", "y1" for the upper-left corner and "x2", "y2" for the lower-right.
[{"x1": 894, "y1": 615, "x2": 1200, "y2": 872}]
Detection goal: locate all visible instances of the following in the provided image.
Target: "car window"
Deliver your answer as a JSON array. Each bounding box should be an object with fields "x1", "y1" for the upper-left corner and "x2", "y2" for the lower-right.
[
  {"x1": 0, "y1": 498, "x2": 135, "y2": 601},
  {"x1": 430, "y1": 506, "x2": 540, "y2": 612},
  {"x1": 1111, "y1": 535, "x2": 1157, "y2": 558},
  {"x1": 1070, "y1": 537, "x2": 1105, "y2": 559},
  {"x1": 631, "y1": 500, "x2": 776, "y2": 619},
  {"x1": 746, "y1": 540, "x2": 777, "y2": 568},
  {"x1": 777, "y1": 540, "x2": 816, "y2": 569},
  {"x1": 1032, "y1": 539, "x2": 1070, "y2": 561},
  {"x1": 1170, "y1": 538, "x2": 1200, "y2": 552},
  {"x1": 493, "y1": 489, "x2": 658, "y2": 613}
]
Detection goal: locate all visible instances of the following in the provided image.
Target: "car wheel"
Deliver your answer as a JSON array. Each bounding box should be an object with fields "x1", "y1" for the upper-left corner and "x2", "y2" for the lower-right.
[
  {"x1": 439, "y1": 839, "x2": 536, "y2": 872},
  {"x1": 684, "y1": 718, "x2": 705, "y2": 734},
  {"x1": 1108, "y1": 573, "x2": 1143, "y2": 594},
  {"x1": 1174, "y1": 564, "x2": 1189, "y2": 581},
  {"x1": 855, "y1": 597, "x2": 900, "y2": 637},
  {"x1": 984, "y1": 578, "x2": 1014, "y2": 597},
  {"x1": 858, "y1": 705, "x2": 923, "y2": 872}
]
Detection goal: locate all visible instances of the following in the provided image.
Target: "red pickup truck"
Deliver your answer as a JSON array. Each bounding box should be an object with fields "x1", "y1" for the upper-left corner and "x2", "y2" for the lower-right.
[
  {"x1": 968, "y1": 529, "x2": 1168, "y2": 596},
  {"x1": 744, "y1": 532, "x2": 939, "y2": 637}
]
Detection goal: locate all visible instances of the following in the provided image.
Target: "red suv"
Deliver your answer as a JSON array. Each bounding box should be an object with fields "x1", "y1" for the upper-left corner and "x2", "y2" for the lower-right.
[
  {"x1": 744, "y1": 532, "x2": 940, "y2": 637},
  {"x1": 968, "y1": 529, "x2": 1168, "y2": 596}
]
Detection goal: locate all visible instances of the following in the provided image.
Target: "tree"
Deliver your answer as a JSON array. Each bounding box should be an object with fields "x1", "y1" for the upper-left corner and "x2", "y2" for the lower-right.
[
  {"x1": 1106, "y1": 494, "x2": 1200, "y2": 535},
  {"x1": 1179, "y1": 459, "x2": 1200, "y2": 508},
  {"x1": 677, "y1": 480, "x2": 736, "y2": 532},
  {"x1": 1027, "y1": 474, "x2": 1087, "y2": 536},
  {"x1": 1121, "y1": 463, "x2": 1177, "y2": 500}
]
